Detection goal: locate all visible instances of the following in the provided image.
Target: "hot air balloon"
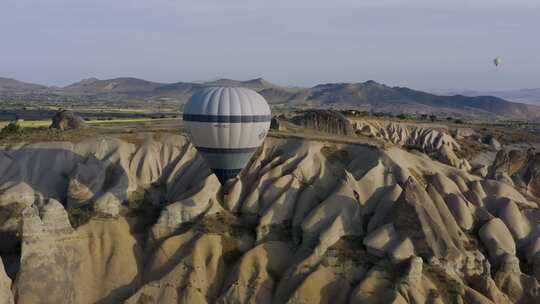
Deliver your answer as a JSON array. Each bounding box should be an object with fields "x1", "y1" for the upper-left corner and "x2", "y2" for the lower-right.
[
  {"x1": 494, "y1": 58, "x2": 501, "y2": 67},
  {"x1": 183, "y1": 87, "x2": 271, "y2": 185}
]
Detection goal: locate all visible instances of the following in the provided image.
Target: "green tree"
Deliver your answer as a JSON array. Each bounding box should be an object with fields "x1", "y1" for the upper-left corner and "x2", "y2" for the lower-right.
[{"x1": 0, "y1": 122, "x2": 22, "y2": 135}]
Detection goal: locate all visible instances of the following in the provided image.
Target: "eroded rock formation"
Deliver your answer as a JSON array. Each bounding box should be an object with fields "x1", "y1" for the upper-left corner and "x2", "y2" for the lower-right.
[
  {"x1": 354, "y1": 119, "x2": 472, "y2": 171},
  {"x1": 289, "y1": 110, "x2": 354, "y2": 136},
  {"x1": 0, "y1": 133, "x2": 539, "y2": 303},
  {"x1": 50, "y1": 110, "x2": 87, "y2": 130}
]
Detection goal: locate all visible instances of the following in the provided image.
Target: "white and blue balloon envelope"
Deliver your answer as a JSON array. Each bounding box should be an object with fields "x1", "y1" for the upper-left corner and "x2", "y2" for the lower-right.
[{"x1": 183, "y1": 87, "x2": 271, "y2": 185}]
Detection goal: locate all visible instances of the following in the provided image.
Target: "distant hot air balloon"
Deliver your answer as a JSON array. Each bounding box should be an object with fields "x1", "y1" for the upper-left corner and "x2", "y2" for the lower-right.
[
  {"x1": 494, "y1": 57, "x2": 502, "y2": 67},
  {"x1": 183, "y1": 87, "x2": 271, "y2": 185}
]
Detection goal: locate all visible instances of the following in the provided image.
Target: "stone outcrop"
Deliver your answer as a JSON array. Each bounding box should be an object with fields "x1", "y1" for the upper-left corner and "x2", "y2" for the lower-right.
[
  {"x1": 270, "y1": 117, "x2": 282, "y2": 130},
  {"x1": 125, "y1": 231, "x2": 225, "y2": 304},
  {"x1": 479, "y1": 218, "x2": 516, "y2": 265},
  {"x1": 15, "y1": 203, "x2": 141, "y2": 304},
  {"x1": 289, "y1": 109, "x2": 354, "y2": 135},
  {"x1": 488, "y1": 148, "x2": 540, "y2": 199},
  {"x1": 363, "y1": 224, "x2": 414, "y2": 264},
  {"x1": 355, "y1": 120, "x2": 472, "y2": 171},
  {"x1": 217, "y1": 241, "x2": 293, "y2": 304},
  {"x1": 452, "y1": 127, "x2": 476, "y2": 139},
  {"x1": 494, "y1": 254, "x2": 540, "y2": 303},
  {"x1": 50, "y1": 110, "x2": 87, "y2": 130}
]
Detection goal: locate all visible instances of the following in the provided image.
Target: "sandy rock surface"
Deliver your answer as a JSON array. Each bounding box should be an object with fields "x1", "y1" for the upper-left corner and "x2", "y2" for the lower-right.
[
  {"x1": 354, "y1": 119, "x2": 472, "y2": 171},
  {"x1": 0, "y1": 132, "x2": 539, "y2": 303},
  {"x1": 0, "y1": 257, "x2": 13, "y2": 304}
]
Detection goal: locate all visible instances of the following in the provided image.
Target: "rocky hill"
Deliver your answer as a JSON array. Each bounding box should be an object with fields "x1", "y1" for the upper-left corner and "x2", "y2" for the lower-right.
[
  {"x1": 3, "y1": 76, "x2": 540, "y2": 120},
  {"x1": 2, "y1": 132, "x2": 540, "y2": 303},
  {"x1": 0, "y1": 78, "x2": 47, "y2": 93},
  {"x1": 63, "y1": 77, "x2": 165, "y2": 94},
  {"x1": 303, "y1": 82, "x2": 540, "y2": 120},
  {"x1": 440, "y1": 88, "x2": 540, "y2": 105}
]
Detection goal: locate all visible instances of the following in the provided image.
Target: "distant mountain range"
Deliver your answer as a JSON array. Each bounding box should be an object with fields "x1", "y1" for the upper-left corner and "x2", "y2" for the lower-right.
[
  {"x1": 0, "y1": 77, "x2": 48, "y2": 92},
  {"x1": 2, "y1": 76, "x2": 540, "y2": 121},
  {"x1": 437, "y1": 88, "x2": 540, "y2": 105}
]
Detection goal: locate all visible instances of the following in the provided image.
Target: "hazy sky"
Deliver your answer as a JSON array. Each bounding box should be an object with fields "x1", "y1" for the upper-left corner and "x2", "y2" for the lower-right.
[{"x1": 1, "y1": 0, "x2": 539, "y2": 90}]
